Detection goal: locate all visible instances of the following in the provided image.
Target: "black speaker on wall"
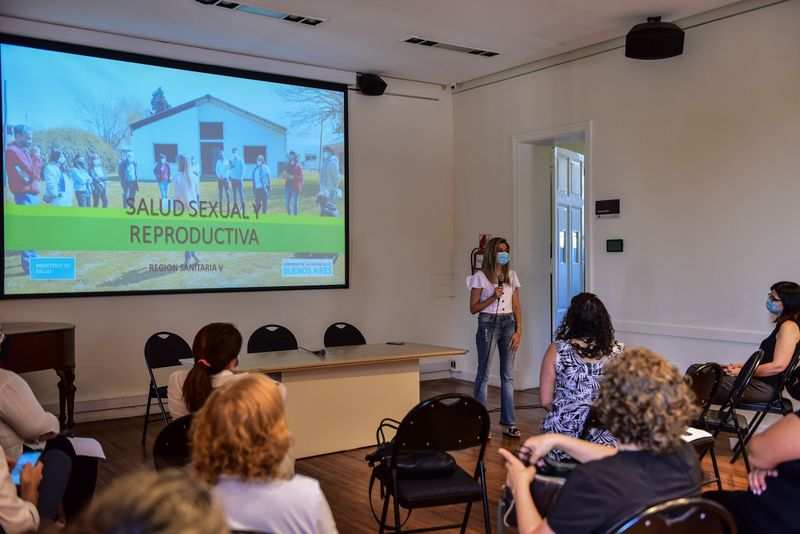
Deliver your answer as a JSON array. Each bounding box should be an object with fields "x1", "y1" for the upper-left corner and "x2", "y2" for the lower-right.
[
  {"x1": 625, "y1": 17, "x2": 684, "y2": 60},
  {"x1": 356, "y1": 73, "x2": 387, "y2": 96}
]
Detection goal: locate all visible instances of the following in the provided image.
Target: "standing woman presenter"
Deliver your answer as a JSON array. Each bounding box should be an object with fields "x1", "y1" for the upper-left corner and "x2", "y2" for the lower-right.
[{"x1": 468, "y1": 237, "x2": 522, "y2": 438}]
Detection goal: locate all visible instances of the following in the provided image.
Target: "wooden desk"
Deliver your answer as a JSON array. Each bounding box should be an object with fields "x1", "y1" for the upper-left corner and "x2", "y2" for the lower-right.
[
  {"x1": 0, "y1": 322, "x2": 76, "y2": 428},
  {"x1": 236, "y1": 343, "x2": 467, "y2": 458}
]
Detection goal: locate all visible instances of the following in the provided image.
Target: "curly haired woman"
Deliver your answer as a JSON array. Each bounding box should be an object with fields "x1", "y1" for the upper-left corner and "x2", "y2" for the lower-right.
[
  {"x1": 500, "y1": 347, "x2": 702, "y2": 534},
  {"x1": 539, "y1": 292, "x2": 624, "y2": 460},
  {"x1": 191, "y1": 374, "x2": 337, "y2": 533}
]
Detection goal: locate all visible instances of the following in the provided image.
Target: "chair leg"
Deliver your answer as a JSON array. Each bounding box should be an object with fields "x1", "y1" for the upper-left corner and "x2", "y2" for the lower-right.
[
  {"x1": 731, "y1": 414, "x2": 751, "y2": 472},
  {"x1": 141, "y1": 391, "x2": 153, "y2": 445},
  {"x1": 459, "y1": 502, "x2": 473, "y2": 534},
  {"x1": 480, "y1": 463, "x2": 492, "y2": 534},
  {"x1": 709, "y1": 444, "x2": 722, "y2": 491},
  {"x1": 155, "y1": 391, "x2": 170, "y2": 425},
  {"x1": 497, "y1": 498, "x2": 506, "y2": 534},
  {"x1": 379, "y1": 490, "x2": 390, "y2": 534},
  {"x1": 392, "y1": 475, "x2": 402, "y2": 533},
  {"x1": 733, "y1": 409, "x2": 767, "y2": 463}
]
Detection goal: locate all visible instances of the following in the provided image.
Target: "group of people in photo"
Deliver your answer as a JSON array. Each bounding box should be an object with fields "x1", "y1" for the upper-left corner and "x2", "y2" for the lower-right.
[{"x1": 5, "y1": 123, "x2": 345, "y2": 218}]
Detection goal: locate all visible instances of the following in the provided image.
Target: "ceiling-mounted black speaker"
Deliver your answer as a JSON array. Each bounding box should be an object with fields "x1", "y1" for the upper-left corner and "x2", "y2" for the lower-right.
[
  {"x1": 625, "y1": 17, "x2": 684, "y2": 60},
  {"x1": 356, "y1": 73, "x2": 387, "y2": 96}
]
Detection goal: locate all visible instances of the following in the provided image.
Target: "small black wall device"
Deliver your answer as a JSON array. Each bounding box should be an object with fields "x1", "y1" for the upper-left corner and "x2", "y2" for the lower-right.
[
  {"x1": 357, "y1": 73, "x2": 387, "y2": 96},
  {"x1": 606, "y1": 239, "x2": 624, "y2": 253},
  {"x1": 595, "y1": 199, "x2": 621, "y2": 216}
]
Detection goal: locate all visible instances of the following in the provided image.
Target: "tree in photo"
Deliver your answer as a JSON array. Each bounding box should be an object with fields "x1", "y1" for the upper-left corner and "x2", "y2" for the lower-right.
[
  {"x1": 76, "y1": 96, "x2": 146, "y2": 149},
  {"x1": 150, "y1": 87, "x2": 172, "y2": 116},
  {"x1": 278, "y1": 87, "x2": 344, "y2": 168},
  {"x1": 34, "y1": 128, "x2": 117, "y2": 174}
]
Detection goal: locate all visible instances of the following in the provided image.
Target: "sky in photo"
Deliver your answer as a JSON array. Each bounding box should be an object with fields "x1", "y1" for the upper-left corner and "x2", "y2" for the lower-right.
[{"x1": 1, "y1": 43, "x2": 344, "y2": 157}]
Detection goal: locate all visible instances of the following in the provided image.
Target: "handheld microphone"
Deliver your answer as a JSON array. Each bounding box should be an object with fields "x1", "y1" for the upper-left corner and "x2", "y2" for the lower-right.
[{"x1": 496, "y1": 272, "x2": 505, "y2": 301}]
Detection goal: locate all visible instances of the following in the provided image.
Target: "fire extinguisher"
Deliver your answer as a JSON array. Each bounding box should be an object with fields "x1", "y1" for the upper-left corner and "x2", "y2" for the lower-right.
[{"x1": 470, "y1": 234, "x2": 491, "y2": 274}]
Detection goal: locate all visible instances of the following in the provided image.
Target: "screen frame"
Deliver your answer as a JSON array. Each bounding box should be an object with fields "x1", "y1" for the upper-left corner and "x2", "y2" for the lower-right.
[{"x1": 0, "y1": 32, "x2": 349, "y2": 300}]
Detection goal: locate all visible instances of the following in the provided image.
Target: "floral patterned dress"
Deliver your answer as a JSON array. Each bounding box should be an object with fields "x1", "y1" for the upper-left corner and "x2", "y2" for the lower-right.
[{"x1": 540, "y1": 339, "x2": 624, "y2": 461}]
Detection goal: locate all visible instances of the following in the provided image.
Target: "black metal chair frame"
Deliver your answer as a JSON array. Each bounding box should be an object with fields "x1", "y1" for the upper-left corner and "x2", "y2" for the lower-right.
[
  {"x1": 142, "y1": 332, "x2": 192, "y2": 445},
  {"x1": 685, "y1": 362, "x2": 723, "y2": 490},
  {"x1": 731, "y1": 345, "x2": 800, "y2": 463},
  {"x1": 247, "y1": 324, "x2": 298, "y2": 353},
  {"x1": 152, "y1": 414, "x2": 193, "y2": 471},
  {"x1": 323, "y1": 321, "x2": 366, "y2": 348},
  {"x1": 607, "y1": 496, "x2": 736, "y2": 534},
  {"x1": 704, "y1": 349, "x2": 765, "y2": 472},
  {"x1": 375, "y1": 394, "x2": 492, "y2": 534}
]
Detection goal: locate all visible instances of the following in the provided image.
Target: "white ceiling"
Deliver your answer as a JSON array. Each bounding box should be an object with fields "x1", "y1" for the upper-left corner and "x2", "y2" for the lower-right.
[{"x1": 0, "y1": 0, "x2": 744, "y2": 84}]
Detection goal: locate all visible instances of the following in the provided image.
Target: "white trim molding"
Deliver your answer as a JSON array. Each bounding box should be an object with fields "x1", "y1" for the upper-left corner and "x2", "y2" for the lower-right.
[{"x1": 616, "y1": 320, "x2": 766, "y2": 345}]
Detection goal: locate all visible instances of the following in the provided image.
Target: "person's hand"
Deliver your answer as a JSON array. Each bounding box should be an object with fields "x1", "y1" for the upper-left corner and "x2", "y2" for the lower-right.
[
  {"x1": 521, "y1": 434, "x2": 559, "y2": 466},
  {"x1": 723, "y1": 363, "x2": 741, "y2": 376},
  {"x1": 498, "y1": 448, "x2": 536, "y2": 493},
  {"x1": 749, "y1": 467, "x2": 778, "y2": 495},
  {"x1": 493, "y1": 287, "x2": 503, "y2": 300},
  {"x1": 511, "y1": 331, "x2": 522, "y2": 352},
  {"x1": 20, "y1": 462, "x2": 43, "y2": 504}
]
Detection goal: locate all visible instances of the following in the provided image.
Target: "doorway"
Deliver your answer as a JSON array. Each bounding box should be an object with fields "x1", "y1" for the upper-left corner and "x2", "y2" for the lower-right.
[
  {"x1": 511, "y1": 123, "x2": 590, "y2": 389},
  {"x1": 552, "y1": 146, "x2": 585, "y2": 334}
]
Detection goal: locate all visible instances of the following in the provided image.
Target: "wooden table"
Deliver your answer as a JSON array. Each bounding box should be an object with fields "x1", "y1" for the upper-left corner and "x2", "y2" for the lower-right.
[
  {"x1": 0, "y1": 322, "x2": 76, "y2": 428},
  {"x1": 236, "y1": 343, "x2": 467, "y2": 458}
]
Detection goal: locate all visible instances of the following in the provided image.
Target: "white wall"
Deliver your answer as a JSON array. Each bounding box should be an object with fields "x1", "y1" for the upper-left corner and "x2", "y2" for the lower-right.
[
  {"x1": 452, "y1": 0, "x2": 800, "y2": 388},
  {"x1": 0, "y1": 18, "x2": 457, "y2": 418}
]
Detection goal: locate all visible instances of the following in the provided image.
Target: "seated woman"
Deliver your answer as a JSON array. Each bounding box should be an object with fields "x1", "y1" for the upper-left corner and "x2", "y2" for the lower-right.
[
  {"x1": 713, "y1": 281, "x2": 800, "y2": 404},
  {"x1": 705, "y1": 408, "x2": 800, "y2": 533},
  {"x1": 168, "y1": 323, "x2": 285, "y2": 417},
  {"x1": 539, "y1": 293, "x2": 623, "y2": 460},
  {"x1": 500, "y1": 347, "x2": 702, "y2": 534},
  {"x1": 191, "y1": 374, "x2": 337, "y2": 533},
  {"x1": 67, "y1": 469, "x2": 229, "y2": 534},
  {"x1": 0, "y1": 332, "x2": 97, "y2": 522},
  {"x1": 1, "y1": 445, "x2": 72, "y2": 533}
]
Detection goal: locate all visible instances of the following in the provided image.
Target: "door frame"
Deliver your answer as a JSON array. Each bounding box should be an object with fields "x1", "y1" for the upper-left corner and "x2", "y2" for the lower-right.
[{"x1": 511, "y1": 121, "x2": 593, "y2": 341}]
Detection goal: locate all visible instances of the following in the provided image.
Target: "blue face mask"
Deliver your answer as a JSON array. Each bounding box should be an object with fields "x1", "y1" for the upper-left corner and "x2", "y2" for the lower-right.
[
  {"x1": 767, "y1": 298, "x2": 783, "y2": 315},
  {"x1": 496, "y1": 251, "x2": 510, "y2": 265}
]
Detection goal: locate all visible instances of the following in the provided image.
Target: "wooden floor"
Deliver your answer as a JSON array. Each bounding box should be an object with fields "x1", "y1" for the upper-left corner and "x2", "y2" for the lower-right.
[{"x1": 75, "y1": 379, "x2": 749, "y2": 533}]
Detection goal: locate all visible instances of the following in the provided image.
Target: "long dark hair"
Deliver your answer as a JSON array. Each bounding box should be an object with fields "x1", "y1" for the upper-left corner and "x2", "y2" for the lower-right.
[
  {"x1": 555, "y1": 292, "x2": 615, "y2": 359},
  {"x1": 481, "y1": 237, "x2": 510, "y2": 284},
  {"x1": 772, "y1": 281, "x2": 800, "y2": 326},
  {"x1": 182, "y1": 323, "x2": 243, "y2": 413}
]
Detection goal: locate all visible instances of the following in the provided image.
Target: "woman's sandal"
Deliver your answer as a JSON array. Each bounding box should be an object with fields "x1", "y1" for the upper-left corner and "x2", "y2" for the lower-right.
[{"x1": 503, "y1": 426, "x2": 521, "y2": 439}]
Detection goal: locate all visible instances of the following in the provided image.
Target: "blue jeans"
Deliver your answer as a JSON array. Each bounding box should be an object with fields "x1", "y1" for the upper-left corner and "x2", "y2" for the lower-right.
[
  {"x1": 13, "y1": 193, "x2": 39, "y2": 273},
  {"x1": 158, "y1": 181, "x2": 169, "y2": 199},
  {"x1": 285, "y1": 189, "x2": 299, "y2": 215},
  {"x1": 474, "y1": 312, "x2": 516, "y2": 426}
]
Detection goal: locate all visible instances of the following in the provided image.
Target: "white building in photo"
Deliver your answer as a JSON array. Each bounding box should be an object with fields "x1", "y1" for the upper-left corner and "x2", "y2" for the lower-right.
[{"x1": 129, "y1": 94, "x2": 287, "y2": 180}]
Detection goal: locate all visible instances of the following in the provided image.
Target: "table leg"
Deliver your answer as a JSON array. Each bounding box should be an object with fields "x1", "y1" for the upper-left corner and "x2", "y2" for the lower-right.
[{"x1": 56, "y1": 367, "x2": 76, "y2": 429}]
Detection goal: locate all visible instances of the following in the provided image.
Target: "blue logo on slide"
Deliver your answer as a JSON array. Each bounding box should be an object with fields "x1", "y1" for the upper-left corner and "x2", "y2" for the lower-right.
[
  {"x1": 281, "y1": 258, "x2": 334, "y2": 278},
  {"x1": 29, "y1": 257, "x2": 76, "y2": 280}
]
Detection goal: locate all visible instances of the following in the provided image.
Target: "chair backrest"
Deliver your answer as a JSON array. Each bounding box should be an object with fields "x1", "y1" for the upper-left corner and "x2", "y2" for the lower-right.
[
  {"x1": 725, "y1": 349, "x2": 765, "y2": 408},
  {"x1": 785, "y1": 344, "x2": 800, "y2": 400},
  {"x1": 685, "y1": 363, "x2": 722, "y2": 422},
  {"x1": 153, "y1": 415, "x2": 193, "y2": 471},
  {"x1": 247, "y1": 324, "x2": 298, "y2": 353},
  {"x1": 323, "y1": 322, "x2": 366, "y2": 347},
  {"x1": 392, "y1": 394, "x2": 490, "y2": 465},
  {"x1": 608, "y1": 497, "x2": 736, "y2": 534},
  {"x1": 144, "y1": 331, "x2": 192, "y2": 370}
]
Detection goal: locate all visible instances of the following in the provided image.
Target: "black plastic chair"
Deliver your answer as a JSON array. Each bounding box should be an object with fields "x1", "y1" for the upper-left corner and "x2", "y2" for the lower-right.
[
  {"x1": 247, "y1": 324, "x2": 298, "y2": 353},
  {"x1": 685, "y1": 362, "x2": 723, "y2": 490},
  {"x1": 375, "y1": 394, "x2": 491, "y2": 534},
  {"x1": 731, "y1": 345, "x2": 800, "y2": 463},
  {"x1": 607, "y1": 497, "x2": 736, "y2": 534},
  {"x1": 142, "y1": 332, "x2": 192, "y2": 445},
  {"x1": 153, "y1": 415, "x2": 193, "y2": 471},
  {"x1": 704, "y1": 350, "x2": 764, "y2": 472},
  {"x1": 324, "y1": 322, "x2": 367, "y2": 347}
]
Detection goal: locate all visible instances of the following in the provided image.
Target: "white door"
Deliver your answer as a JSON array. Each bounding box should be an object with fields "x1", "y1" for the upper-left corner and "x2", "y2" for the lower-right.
[{"x1": 552, "y1": 147, "x2": 585, "y2": 335}]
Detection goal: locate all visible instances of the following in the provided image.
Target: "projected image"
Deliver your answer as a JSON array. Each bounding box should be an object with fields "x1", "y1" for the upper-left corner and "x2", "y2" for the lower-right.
[{"x1": 1, "y1": 39, "x2": 347, "y2": 296}]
